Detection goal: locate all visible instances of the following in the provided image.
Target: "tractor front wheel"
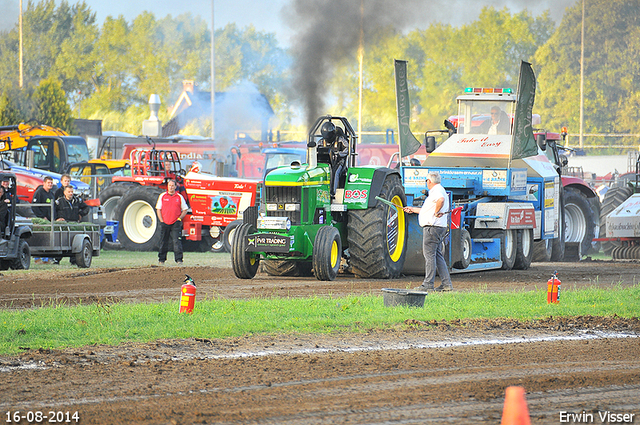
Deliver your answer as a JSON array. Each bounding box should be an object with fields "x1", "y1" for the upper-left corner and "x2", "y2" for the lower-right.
[
  {"x1": 231, "y1": 223, "x2": 260, "y2": 279},
  {"x1": 313, "y1": 226, "x2": 342, "y2": 281}
]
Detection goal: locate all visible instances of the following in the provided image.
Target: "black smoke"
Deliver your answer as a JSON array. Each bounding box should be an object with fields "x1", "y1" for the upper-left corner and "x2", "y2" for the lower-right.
[
  {"x1": 284, "y1": 0, "x2": 425, "y2": 127},
  {"x1": 283, "y1": 0, "x2": 575, "y2": 127}
]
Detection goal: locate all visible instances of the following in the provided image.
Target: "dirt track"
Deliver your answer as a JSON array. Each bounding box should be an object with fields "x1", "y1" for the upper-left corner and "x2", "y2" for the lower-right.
[{"x1": 1, "y1": 259, "x2": 640, "y2": 424}]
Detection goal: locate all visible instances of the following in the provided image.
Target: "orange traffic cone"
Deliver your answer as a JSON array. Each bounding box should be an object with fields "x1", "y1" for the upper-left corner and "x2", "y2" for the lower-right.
[{"x1": 501, "y1": 386, "x2": 531, "y2": 425}]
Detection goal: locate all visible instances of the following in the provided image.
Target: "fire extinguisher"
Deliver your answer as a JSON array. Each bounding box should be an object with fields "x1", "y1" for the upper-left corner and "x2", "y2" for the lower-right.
[
  {"x1": 179, "y1": 274, "x2": 196, "y2": 313},
  {"x1": 547, "y1": 271, "x2": 561, "y2": 304}
]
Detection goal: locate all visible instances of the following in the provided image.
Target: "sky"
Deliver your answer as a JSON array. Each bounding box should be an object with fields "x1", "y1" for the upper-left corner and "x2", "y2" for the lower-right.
[{"x1": 0, "y1": 0, "x2": 576, "y2": 46}]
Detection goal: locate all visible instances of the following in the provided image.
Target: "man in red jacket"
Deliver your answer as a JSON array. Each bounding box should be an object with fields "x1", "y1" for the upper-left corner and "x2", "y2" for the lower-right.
[{"x1": 156, "y1": 179, "x2": 188, "y2": 265}]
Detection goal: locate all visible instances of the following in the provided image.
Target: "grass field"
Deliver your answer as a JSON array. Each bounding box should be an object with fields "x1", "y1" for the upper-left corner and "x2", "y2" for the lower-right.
[{"x1": 1, "y1": 283, "x2": 637, "y2": 355}]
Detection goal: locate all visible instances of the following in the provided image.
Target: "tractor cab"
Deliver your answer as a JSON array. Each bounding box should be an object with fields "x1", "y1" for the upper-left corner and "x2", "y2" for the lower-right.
[
  {"x1": 451, "y1": 88, "x2": 516, "y2": 135},
  {"x1": 306, "y1": 116, "x2": 357, "y2": 196}
]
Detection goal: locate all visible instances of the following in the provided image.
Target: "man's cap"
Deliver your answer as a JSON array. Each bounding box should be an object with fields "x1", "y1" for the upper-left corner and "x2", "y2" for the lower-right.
[{"x1": 0, "y1": 175, "x2": 11, "y2": 181}]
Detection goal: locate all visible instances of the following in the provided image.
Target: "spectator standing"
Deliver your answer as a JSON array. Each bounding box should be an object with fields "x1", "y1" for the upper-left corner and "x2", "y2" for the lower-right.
[
  {"x1": 156, "y1": 179, "x2": 188, "y2": 265},
  {"x1": 55, "y1": 186, "x2": 90, "y2": 222},
  {"x1": 54, "y1": 174, "x2": 72, "y2": 200},
  {"x1": 32, "y1": 176, "x2": 56, "y2": 221}
]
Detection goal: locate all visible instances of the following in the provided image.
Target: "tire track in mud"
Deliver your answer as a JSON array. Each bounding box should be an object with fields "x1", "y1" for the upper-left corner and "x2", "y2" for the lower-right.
[{"x1": 2, "y1": 337, "x2": 639, "y2": 424}]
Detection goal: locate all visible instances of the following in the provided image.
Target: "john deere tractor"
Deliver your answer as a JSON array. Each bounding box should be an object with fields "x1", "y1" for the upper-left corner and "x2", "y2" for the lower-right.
[{"x1": 231, "y1": 115, "x2": 407, "y2": 281}]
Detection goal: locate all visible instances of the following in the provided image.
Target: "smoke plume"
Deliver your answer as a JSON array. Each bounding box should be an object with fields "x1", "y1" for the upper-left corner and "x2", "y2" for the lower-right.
[
  {"x1": 283, "y1": 0, "x2": 575, "y2": 127},
  {"x1": 284, "y1": 0, "x2": 425, "y2": 127}
]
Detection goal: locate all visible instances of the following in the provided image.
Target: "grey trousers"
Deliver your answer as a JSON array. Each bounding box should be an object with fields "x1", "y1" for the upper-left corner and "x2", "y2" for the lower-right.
[{"x1": 422, "y1": 226, "x2": 452, "y2": 288}]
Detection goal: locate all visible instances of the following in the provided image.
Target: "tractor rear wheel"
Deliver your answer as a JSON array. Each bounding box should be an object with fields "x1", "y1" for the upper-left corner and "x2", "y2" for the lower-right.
[
  {"x1": 551, "y1": 191, "x2": 566, "y2": 261},
  {"x1": 114, "y1": 186, "x2": 164, "y2": 251},
  {"x1": 599, "y1": 186, "x2": 633, "y2": 255},
  {"x1": 222, "y1": 220, "x2": 243, "y2": 252},
  {"x1": 347, "y1": 174, "x2": 407, "y2": 278},
  {"x1": 563, "y1": 187, "x2": 596, "y2": 258},
  {"x1": 263, "y1": 260, "x2": 313, "y2": 277},
  {"x1": 231, "y1": 223, "x2": 260, "y2": 279},
  {"x1": 313, "y1": 226, "x2": 342, "y2": 281},
  {"x1": 99, "y1": 183, "x2": 135, "y2": 221},
  {"x1": 532, "y1": 238, "x2": 552, "y2": 262}
]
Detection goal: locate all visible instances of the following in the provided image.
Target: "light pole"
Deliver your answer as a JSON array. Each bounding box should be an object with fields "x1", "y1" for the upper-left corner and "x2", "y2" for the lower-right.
[
  {"x1": 579, "y1": 0, "x2": 585, "y2": 149},
  {"x1": 19, "y1": 0, "x2": 23, "y2": 88},
  {"x1": 210, "y1": 0, "x2": 215, "y2": 140}
]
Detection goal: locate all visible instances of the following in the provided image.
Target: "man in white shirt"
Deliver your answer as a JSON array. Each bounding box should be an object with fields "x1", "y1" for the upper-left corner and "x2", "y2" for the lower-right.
[{"x1": 403, "y1": 171, "x2": 453, "y2": 292}]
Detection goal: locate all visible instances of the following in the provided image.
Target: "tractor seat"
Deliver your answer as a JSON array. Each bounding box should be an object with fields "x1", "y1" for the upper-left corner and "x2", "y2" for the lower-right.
[{"x1": 317, "y1": 146, "x2": 332, "y2": 165}]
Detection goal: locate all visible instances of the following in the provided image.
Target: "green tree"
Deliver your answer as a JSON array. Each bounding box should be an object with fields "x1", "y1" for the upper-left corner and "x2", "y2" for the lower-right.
[
  {"x1": 534, "y1": 0, "x2": 640, "y2": 141},
  {"x1": 32, "y1": 78, "x2": 73, "y2": 131}
]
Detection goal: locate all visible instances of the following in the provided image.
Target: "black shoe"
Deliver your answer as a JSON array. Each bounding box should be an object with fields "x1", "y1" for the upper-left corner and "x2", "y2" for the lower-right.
[
  {"x1": 413, "y1": 285, "x2": 433, "y2": 292},
  {"x1": 434, "y1": 285, "x2": 453, "y2": 292}
]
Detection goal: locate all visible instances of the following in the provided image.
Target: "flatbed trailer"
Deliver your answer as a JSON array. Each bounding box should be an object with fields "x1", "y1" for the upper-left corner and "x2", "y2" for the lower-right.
[{"x1": 25, "y1": 204, "x2": 100, "y2": 268}]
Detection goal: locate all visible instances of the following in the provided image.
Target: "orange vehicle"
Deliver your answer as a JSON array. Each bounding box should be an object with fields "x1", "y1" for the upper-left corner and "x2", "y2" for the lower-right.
[{"x1": 100, "y1": 147, "x2": 258, "y2": 252}]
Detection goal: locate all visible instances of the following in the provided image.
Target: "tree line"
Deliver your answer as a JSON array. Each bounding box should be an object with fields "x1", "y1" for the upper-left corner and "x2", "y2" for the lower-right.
[{"x1": 0, "y1": 0, "x2": 638, "y2": 148}]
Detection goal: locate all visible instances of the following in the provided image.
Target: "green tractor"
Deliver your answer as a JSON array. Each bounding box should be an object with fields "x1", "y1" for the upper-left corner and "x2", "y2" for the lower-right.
[{"x1": 231, "y1": 115, "x2": 408, "y2": 281}]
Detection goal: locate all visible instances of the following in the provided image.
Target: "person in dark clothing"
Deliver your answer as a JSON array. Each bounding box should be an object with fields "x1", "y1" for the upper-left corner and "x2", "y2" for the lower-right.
[
  {"x1": 54, "y1": 174, "x2": 72, "y2": 200},
  {"x1": 32, "y1": 176, "x2": 56, "y2": 221},
  {"x1": 55, "y1": 186, "x2": 90, "y2": 222},
  {"x1": 0, "y1": 186, "x2": 8, "y2": 237},
  {"x1": 478, "y1": 106, "x2": 512, "y2": 135}
]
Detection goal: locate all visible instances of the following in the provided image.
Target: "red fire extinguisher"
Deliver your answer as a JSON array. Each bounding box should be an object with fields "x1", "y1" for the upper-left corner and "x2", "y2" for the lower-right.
[
  {"x1": 547, "y1": 271, "x2": 561, "y2": 304},
  {"x1": 179, "y1": 274, "x2": 196, "y2": 313}
]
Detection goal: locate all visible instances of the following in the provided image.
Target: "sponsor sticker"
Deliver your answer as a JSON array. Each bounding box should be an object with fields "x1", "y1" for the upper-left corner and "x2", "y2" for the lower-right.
[{"x1": 245, "y1": 233, "x2": 290, "y2": 253}]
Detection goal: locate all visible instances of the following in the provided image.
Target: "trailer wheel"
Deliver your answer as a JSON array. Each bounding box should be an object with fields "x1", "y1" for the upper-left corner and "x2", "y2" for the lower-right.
[
  {"x1": 599, "y1": 186, "x2": 633, "y2": 255},
  {"x1": 514, "y1": 229, "x2": 534, "y2": 270},
  {"x1": 114, "y1": 186, "x2": 164, "y2": 251},
  {"x1": 263, "y1": 260, "x2": 313, "y2": 277},
  {"x1": 11, "y1": 239, "x2": 30, "y2": 270},
  {"x1": 532, "y1": 238, "x2": 552, "y2": 262},
  {"x1": 231, "y1": 223, "x2": 260, "y2": 279},
  {"x1": 348, "y1": 174, "x2": 407, "y2": 278},
  {"x1": 452, "y1": 228, "x2": 471, "y2": 269},
  {"x1": 222, "y1": 220, "x2": 243, "y2": 252},
  {"x1": 313, "y1": 226, "x2": 342, "y2": 281},
  {"x1": 563, "y1": 187, "x2": 596, "y2": 258},
  {"x1": 75, "y1": 239, "x2": 93, "y2": 268}
]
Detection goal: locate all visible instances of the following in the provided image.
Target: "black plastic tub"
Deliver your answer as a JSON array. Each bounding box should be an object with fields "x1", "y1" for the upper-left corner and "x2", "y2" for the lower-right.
[{"x1": 381, "y1": 288, "x2": 428, "y2": 307}]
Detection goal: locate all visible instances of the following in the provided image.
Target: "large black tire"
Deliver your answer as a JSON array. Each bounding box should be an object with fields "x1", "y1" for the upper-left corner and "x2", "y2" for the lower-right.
[
  {"x1": 473, "y1": 229, "x2": 516, "y2": 270},
  {"x1": 563, "y1": 187, "x2": 596, "y2": 258},
  {"x1": 11, "y1": 239, "x2": 30, "y2": 270},
  {"x1": 347, "y1": 174, "x2": 407, "y2": 278},
  {"x1": 599, "y1": 186, "x2": 634, "y2": 255},
  {"x1": 231, "y1": 223, "x2": 259, "y2": 279},
  {"x1": 532, "y1": 238, "x2": 552, "y2": 262},
  {"x1": 313, "y1": 226, "x2": 342, "y2": 281},
  {"x1": 222, "y1": 220, "x2": 243, "y2": 252},
  {"x1": 551, "y1": 190, "x2": 566, "y2": 262},
  {"x1": 75, "y1": 238, "x2": 93, "y2": 268},
  {"x1": 263, "y1": 260, "x2": 313, "y2": 277},
  {"x1": 452, "y1": 228, "x2": 471, "y2": 269},
  {"x1": 113, "y1": 186, "x2": 164, "y2": 251},
  {"x1": 514, "y1": 229, "x2": 534, "y2": 270},
  {"x1": 99, "y1": 183, "x2": 135, "y2": 221}
]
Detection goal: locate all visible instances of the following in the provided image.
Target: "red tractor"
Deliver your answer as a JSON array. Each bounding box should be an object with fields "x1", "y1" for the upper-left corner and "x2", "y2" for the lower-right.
[{"x1": 100, "y1": 147, "x2": 258, "y2": 252}]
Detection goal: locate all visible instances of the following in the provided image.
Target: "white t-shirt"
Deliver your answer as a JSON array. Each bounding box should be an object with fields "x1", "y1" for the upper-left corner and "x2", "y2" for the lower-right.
[{"x1": 418, "y1": 183, "x2": 449, "y2": 228}]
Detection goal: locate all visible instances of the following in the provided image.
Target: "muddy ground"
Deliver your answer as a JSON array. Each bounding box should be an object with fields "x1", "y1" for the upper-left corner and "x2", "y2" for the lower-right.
[{"x1": 1, "y1": 259, "x2": 639, "y2": 424}]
